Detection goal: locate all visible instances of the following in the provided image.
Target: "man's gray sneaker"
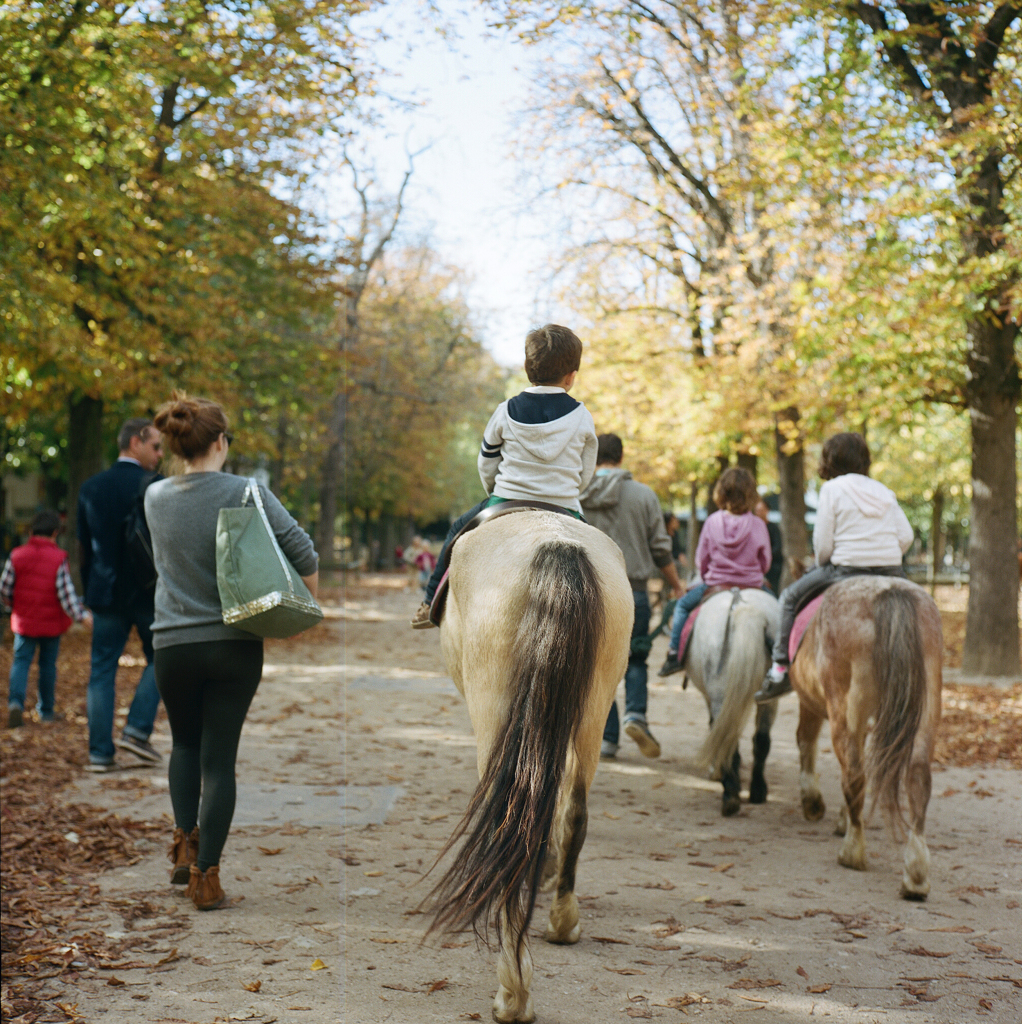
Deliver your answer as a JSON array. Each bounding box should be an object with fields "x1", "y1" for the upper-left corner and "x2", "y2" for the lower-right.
[
  {"x1": 600, "y1": 740, "x2": 618, "y2": 760},
  {"x1": 7, "y1": 706, "x2": 23, "y2": 729},
  {"x1": 86, "y1": 760, "x2": 119, "y2": 773},
  {"x1": 624, "y1": 718, "x2": 661, "y2": 759},
  {"x1": 116, "y1": 734, "x2": 163, "y2": 764}
]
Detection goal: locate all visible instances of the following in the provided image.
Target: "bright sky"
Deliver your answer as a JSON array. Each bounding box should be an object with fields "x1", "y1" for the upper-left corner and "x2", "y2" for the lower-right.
[{"x1": 326, "y1": 1, "x2": 564, "y2": 368}]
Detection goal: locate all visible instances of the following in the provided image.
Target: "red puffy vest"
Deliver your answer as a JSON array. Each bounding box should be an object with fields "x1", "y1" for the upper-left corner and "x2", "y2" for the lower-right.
[{"x1": 10, "y1": 536, "x2": 72, "y2": 637}]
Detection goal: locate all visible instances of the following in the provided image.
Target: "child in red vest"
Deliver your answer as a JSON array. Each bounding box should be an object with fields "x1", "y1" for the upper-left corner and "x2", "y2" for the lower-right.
[{"x1": 1, "y1": 510, "x2": 91, "y2": 728}]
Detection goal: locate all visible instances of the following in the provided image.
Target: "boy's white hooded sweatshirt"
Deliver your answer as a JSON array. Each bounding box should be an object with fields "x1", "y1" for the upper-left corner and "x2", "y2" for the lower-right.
[
  {"x1": 477, "y1": 386, "x2": 598, "y2": 513},
  {"x1": 813, "y1": 473, "x2": 913, "y2": 567}
]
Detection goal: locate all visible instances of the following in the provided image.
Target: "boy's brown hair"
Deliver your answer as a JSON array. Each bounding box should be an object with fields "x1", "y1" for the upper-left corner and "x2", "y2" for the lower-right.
[
  {"x1": 713, "y1": 467, "x2": 758, "y2": 515},
  {"x1": 524, "y1": 324, "x2": 582, "y2": 385}
]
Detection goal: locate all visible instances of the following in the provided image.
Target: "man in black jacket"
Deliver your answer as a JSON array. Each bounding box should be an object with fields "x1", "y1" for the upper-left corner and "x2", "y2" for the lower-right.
[{"x1": 78, "y1": 418, "x2": 164, "y2": 771}]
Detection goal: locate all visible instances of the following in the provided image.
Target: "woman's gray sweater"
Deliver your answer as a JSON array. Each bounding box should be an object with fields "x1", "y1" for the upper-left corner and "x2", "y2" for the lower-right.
[{"x1": 145, "y1": 472, "x2": 319, "y2": 649}]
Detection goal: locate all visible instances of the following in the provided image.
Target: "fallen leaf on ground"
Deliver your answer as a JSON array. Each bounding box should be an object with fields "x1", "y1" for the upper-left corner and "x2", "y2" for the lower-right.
[
  {"x1": 604, "y1": 811, "x2": 620, "y2": 820},
  {"x1": 807, "y1": 984, "x2": 832, "y2": 994},
  {"x1": 927, "y1": 925, "x2": 973, "y2": 933},
  {"x1": 606, "y1": 967, "x2": 645, "y2": 975},
  {"x1": 664, "y1": 994, "x2": 710, "y2": 1009},
  {"x1": 729, "y1": 979, "x2": 781, "y2": 990},
  {"x1": 796, "y1": 967, "x2": 808, "y2": 980},
  {"x1": 106, "y1": 977, "x2": 125, "y2": 987},
  {"x1": 426, "y1": 978, "x2": 449, "y2": 993},
  {"x1": 625, "y1": 1007, "x2": 652, "y2": 1019},
  {"x1": 441, "y1": 941, "x2": 468, "y2": 949},
  {"x1": 257, "y1": 846, "x2": 284, "y2": 856},
  {"x1": 979, "y1": 999, "x2": 993, "y2": 1010},
  {"x1": 459, "y1": 1014, "x2": 482, "y2": 1021},
  {"x1": 713, "y1": 862, "x2": 735, "y2": 873},
  {"x1": 310, "y1": 959, "x2": 326, "y2": 970},
  {"x1": 363, "y1": 870, "x2": 384, "y2": 877},
  {"x1": 156, "y1": 949, "x2": 179, "y2": 965},
  {"x1": 370, "y1": 937, "x2": 401, "y2": 944},
  {"x1": 381, "y1": 984, "x2": 415, "y2": 992},
  {"x1": 905, "y1": 947, "x2": 953, "y2": 958},
  {"x1": 971, "y1": 942, "x2": 1003, "y2": 954},
  {"x1": 242, "y1": 980, "x2": 262, "y2": 992},
  {"x1": 592, "y1": 936, "x2": 631, "y2": 944}
]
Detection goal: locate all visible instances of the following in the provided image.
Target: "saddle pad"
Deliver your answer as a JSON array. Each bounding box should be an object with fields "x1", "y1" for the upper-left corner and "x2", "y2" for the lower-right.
[
  {"x1": 678, "y1": 606, "x2": 702, "y2": 666},
  {"x1": 428, "y1": 569, "x2": 450, "y2": 627},
  {"x1": 789, "y1": 594, "x2": 825, "y2": 664}
]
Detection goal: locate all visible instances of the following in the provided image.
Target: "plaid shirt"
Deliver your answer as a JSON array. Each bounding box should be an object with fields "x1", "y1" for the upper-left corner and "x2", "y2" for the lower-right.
[{"x1": 0, "y1": 557, "x2": 87, "y2": 621}]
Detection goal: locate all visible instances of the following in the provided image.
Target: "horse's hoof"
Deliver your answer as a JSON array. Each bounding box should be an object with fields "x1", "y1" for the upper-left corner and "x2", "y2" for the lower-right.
[
  {"x1": 801, "y1": 793, "x2": 825, "y2": 821},
  {"x1": 838, "y1": 839, "x2": 867, "y2": 871},
  {"x1": 748, "y1": 778, "x2": 767, "y2": 804},
  {"x1": 493, "y1": 994, "x2": 536, "y2": 1024},
  {"x1": 722, "y1": 794, "x2": 741, "y2": 817},
  {"x1": 544, "y1": 921, "x2": 581, "y2": 945},
  {"x1": 900, "y1": 882, "x2": 929, "y2": 902}
]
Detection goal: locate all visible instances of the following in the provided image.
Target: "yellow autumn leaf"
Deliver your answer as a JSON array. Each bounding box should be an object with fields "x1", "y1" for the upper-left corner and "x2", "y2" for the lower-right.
[{"x1": 310, "y1": 959, "x2": 327, "y2": 971}]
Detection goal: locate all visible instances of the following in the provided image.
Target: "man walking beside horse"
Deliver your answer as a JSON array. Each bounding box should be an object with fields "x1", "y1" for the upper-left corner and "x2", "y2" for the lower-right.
[{"x1": 581, "y1": 434, "x2": 683, "y2": 760}]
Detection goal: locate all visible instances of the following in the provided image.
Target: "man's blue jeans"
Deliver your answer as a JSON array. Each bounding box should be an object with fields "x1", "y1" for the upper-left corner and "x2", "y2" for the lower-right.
[
  {"x1": 8, "y1": 634, "x2": 60, "y2": 717},
  {"x1": 87, "y1": 608, "x2": 160, "y2": 764},
  {"x1": 604, "y1": 589, "x2": 651, "y2": 746}
]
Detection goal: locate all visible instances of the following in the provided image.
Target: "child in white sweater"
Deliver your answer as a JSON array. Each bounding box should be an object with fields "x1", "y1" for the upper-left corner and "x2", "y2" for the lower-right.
[
  {"x1": 411, "y1": 324, "x2": 598, "y2": 628},
  {"x1": 755, "y1": 432, "x2": 913, "y2": 702}
]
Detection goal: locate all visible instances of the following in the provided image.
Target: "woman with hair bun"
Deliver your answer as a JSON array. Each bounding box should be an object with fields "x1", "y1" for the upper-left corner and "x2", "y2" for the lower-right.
[{"x1": 145, "y1": 393, "x2": 318, "y2": 910}]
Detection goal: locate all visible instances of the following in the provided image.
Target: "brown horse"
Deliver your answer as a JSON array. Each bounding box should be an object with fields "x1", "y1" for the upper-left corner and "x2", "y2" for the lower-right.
[
  {"x1": 424, "y1": 511, "x2": 633, "y2": 1023},
  {"x1": 791, "y1": 575, "x2": 942, "y2": 899}
]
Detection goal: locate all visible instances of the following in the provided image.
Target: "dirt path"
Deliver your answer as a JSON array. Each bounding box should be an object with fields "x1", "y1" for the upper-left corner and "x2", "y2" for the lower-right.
[{"x1": 10, "y1": 576, "x2": 1020, "y2": 1024}]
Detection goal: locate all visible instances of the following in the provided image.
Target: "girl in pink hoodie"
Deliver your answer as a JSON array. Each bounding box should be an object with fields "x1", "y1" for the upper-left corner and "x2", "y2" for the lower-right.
[{"x1": 659, "y1": 467, "x2": 770, "y2": 677}]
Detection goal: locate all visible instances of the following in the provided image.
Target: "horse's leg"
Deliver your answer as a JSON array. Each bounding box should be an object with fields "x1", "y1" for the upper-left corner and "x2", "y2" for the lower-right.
[
  {"x1": 832, "y1": 692, "x2": 868, "y2": 871},
  {"x1": 493, "y1": 905, "x2": 535, "y2": 1024},
  {"x1": 749, "y1": 701, "x2": 776, "y2": 804},
  {"x1": 835, "y1": 804, "x2": 848, "y2": 837},
  {"x1": 797, "y1": 701, "x2": 826, "y2": 821},
  {"x1": 544, "y1": 776, "x2": 587, "y2": 945},
  {"x1": 721, "y1": 748, "x2": 741, "y2": 817},
  {"x1": 901, "y1": 734, "x2": 933, "y2": 900}
]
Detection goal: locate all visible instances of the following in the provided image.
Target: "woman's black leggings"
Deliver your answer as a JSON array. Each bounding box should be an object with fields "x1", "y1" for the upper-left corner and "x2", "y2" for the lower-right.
[{"x1": 154, "y1": 639, "x2": 263, "y2": 870}]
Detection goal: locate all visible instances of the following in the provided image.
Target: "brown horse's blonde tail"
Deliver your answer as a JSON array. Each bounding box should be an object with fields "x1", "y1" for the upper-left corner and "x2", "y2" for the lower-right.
[
  {"x1": 421, "y1": 540, "x2": 605, "y2": 972},
  {"x1": 867, "y1": 587, "x2": 926, "y2": 831}
]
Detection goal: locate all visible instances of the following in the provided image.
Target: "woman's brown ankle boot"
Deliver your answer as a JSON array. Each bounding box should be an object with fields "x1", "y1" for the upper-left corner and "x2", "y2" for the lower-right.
[
  {"x1": 168, "y1": 826, "x2": 199, "y2": 884},
  {"x1": 186, "y1": 864, "x2": 225, "y2": 910}
]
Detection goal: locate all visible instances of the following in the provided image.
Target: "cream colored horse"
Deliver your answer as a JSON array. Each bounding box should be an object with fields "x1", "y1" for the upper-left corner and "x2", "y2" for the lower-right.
[
  {"x1": 791, "y1": 576, "x2": 943, "y2": 899},
  {"x1": 424, "y1": 511, "x2": 633, "y2": 1023}
]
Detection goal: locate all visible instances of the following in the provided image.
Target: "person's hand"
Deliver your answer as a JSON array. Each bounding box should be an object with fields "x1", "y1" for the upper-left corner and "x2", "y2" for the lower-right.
[
  {"x1": 82, "y1": 610, "x2": 94, "y2": 627},
  {"x1": 670, "y1": 582, "x2": 683, "y2": 600}
]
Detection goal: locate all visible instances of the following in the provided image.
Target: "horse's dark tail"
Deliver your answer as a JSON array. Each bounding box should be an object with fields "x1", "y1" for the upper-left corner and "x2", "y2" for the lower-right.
[
  {"x1": 867, "y1": 587, "x2": 926, "y2": 829},
  {"x1": 422, "y1": 540, "x2": 605, "y2": 971}
]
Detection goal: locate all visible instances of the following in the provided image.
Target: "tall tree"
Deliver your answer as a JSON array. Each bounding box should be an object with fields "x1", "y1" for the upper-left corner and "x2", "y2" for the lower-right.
[
  {"x1": 801, "y1": 1, "x2": 1021, "y2": 674},
  {"x1": 1, "y1": 0, "x2": 373, "y2": 560}
]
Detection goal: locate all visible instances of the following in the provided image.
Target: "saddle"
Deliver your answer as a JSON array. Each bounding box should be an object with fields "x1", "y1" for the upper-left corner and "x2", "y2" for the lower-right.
[
  {"x1": 428, "y1": 500, "x2": 581, "y2": 627},
  {"x1": 675, "y1": 585, "x2": 737, "y2": 669}
]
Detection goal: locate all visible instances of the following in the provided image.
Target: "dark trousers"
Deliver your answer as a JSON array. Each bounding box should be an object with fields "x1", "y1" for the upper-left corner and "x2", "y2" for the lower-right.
[
  {"x1": 155, "y1": 639, "x2": 263, "y2": 870},
  {"x1": 772, "y1": 563, "x2": 907, "y2": 665},
  {"x1": 423, "y1": 500, "x2": 489, "y2": 604}
]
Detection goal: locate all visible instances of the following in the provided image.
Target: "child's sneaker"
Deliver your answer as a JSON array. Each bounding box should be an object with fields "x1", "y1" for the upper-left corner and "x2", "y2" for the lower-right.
[
  {"x1": 410, "y1": 602, "x2": 436, "y2": 629},
  {"x1": 658, "y1": 653, "x2": 684, "y2": 677},
  {"x1": 600, "y1": 740, "x2": 618, "y2": 760}
]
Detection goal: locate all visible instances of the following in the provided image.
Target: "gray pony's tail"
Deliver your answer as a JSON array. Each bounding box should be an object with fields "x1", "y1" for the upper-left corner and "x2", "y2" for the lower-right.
[
  {"x1": 422, "y1": 540, "x2": 605, "y2": 971},
  {"x1": 697, "y1": 597, "x2": 769, "y2": 774}
]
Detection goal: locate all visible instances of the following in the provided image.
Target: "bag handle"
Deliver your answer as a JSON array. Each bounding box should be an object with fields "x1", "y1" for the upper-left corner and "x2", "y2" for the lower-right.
[{"x1": 242, "y1": 478, "x2": 296, "y2": 596}]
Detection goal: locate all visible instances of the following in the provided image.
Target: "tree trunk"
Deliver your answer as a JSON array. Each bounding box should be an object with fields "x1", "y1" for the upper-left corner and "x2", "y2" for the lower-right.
[
  {"x1": 686, "y1": 478, "x2": 699, "y2": 581},
  {"x1": 317, "y1": 392, "x2": 345, "y2": 569},
  {"x1": 67, "y1": 393, "x2": 105, "y2": 590},
  {"x1": 930, "y1": 487, "x2": 945, "y2": 582},
  {"x1": 775, "y1": 407, "x2": 808, "y2": 590},
  {"x1": 705, "y1": 455, "x2": 729, "y2": 515},
  {"x1": 736, "y1": 451, "x2": 757, "y2": 482},
  {"x1": 962, "y1": 313, "x2": 1020, "y2": 674}
]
